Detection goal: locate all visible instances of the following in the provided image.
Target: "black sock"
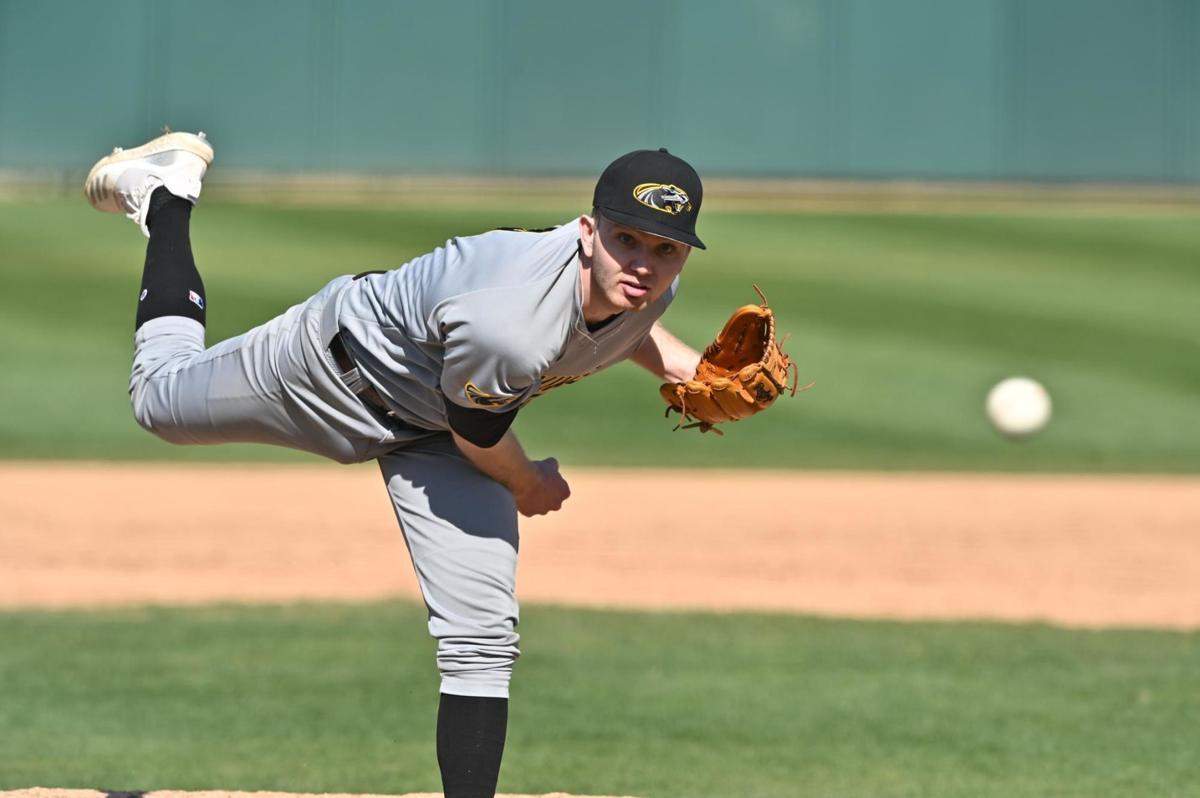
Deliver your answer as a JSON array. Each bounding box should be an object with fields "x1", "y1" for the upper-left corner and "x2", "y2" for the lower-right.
[
  {"x1": 135, "y1": 186, "x2": 206, "y2": 331},
  {"x1": 437, "y1": 693, "x2": 508, "y2": 798}
]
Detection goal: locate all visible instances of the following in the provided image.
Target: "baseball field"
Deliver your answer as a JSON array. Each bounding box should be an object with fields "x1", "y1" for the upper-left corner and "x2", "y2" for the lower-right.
[{"x1": 2, "y1": 192, "x2": 1199, "y2": 796}]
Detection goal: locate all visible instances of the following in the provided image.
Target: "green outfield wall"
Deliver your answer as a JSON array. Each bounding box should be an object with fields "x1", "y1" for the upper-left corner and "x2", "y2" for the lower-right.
[{"x1": 1, "y1": 0, "x2": 1197, "y2": 181}]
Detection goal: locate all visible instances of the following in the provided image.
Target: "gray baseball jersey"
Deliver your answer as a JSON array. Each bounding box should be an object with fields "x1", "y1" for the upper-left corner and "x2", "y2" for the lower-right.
[
  {"x1": 129, "y1": 218, "x2": 676, "y2": 698},
  {"x1": 338, "y1": 221, "x2": 676, "y2": 444}
]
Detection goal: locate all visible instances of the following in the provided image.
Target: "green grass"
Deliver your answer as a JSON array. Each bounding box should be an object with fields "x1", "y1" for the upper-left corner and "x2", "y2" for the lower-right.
[
  {"x1": 0, "y1": 601, "x2": 1196, "y2": 797},
  {"x1": 2, "y1": 197, "x2": 1199, "y2": 470}
]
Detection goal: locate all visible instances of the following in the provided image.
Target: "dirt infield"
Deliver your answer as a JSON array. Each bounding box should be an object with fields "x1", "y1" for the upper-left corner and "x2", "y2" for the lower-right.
[{"x1": 3, "y1": 463, "x2": 1199, "y2": 628}]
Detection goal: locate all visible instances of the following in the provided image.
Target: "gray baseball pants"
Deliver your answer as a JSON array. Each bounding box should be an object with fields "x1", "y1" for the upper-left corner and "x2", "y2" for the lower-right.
[{"x1": 129, "y1": 276, "x2": 521, "y2": 698}]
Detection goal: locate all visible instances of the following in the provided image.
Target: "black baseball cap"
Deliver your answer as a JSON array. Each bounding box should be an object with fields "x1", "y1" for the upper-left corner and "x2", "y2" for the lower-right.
[{"x1": 592, "y1": 148, "x2": 705, "y2": 249}]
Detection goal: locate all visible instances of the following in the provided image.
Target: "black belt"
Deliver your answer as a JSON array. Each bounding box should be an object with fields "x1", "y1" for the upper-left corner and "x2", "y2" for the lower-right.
[{"x1": 328, "y1": 332, "x2": 394, "y2": 417}]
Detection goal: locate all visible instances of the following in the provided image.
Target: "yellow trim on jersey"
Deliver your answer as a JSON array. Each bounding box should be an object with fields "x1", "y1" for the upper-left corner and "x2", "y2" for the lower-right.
[{"x1": 465, "y1": 381, "x2": 519, "y2": 408}]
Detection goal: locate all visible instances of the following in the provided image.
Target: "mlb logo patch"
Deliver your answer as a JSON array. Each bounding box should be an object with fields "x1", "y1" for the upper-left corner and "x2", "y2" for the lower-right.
[{"x1": 188, "y1": 290, "x2": 204, "y2": 310}]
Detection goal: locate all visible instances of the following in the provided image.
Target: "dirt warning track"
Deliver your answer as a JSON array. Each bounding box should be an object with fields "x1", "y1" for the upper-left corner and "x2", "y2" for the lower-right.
[{"x1": 2, "y1": 463, "x2": 1199, "y2": 628}]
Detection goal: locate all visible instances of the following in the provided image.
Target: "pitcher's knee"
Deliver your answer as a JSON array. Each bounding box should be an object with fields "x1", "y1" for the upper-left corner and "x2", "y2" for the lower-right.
[
  {"x1": 129, "y1": 316, "x2": 206, "y2": 440},
  {"x1": 436, "y1": 633, "x2": 521, "y2": 699},
  {"x1": 129, "y1": 384, "x2": 190, "y2": 444},
  {"x1": 130, "y1": 390, "x2": 159, "y2": 433}
]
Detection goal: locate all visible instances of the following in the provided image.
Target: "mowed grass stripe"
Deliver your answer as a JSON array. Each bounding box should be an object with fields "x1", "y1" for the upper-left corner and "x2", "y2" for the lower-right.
[
  {"x1": 2, "y1": 198, "x2": 1198, "y2": 470},
  {"x1": 0, "y1": 602, "x2": 1196, "y2": 797}
]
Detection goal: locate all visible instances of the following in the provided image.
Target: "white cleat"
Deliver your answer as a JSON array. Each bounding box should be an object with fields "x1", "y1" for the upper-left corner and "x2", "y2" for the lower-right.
[{"x1": 84, "y1": 130, "x2": 214, "y2": 237}]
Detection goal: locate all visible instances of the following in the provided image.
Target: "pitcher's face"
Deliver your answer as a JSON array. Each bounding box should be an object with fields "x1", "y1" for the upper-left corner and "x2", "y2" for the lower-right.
[{"x1": 579, "y1": 213, "x2": 690, "y2": 318}]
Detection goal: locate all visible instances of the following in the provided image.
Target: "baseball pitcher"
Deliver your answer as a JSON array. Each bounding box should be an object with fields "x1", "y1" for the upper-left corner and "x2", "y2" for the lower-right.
[{"x1": 85, "y1": 131, "x2": 794, "y2": 797}]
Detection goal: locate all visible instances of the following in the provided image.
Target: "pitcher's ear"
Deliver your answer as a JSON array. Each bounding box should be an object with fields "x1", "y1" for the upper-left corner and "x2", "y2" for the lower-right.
[{"x1": 578, "y1": 213, "x2": 598, "y2": 258}]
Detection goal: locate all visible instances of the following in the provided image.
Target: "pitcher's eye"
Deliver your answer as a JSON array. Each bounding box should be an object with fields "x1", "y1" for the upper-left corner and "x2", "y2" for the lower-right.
[
  {"x1": 657, "y1": 242, "x2": 676, "y2": 257},
  {"x1": 617, "y1": 233, "x2": 635, "y2": 246}
]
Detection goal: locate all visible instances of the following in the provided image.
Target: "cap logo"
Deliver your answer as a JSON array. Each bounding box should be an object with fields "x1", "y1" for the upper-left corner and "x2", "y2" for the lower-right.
[{"x1": 633, "y1": 183, "x2": 692, "y2": 215}]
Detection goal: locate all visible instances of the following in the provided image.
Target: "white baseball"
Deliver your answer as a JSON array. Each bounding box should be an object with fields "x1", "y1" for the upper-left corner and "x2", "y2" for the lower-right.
[{"x1": 986, "y1": 377, "x2": 1052, "y2": 438}]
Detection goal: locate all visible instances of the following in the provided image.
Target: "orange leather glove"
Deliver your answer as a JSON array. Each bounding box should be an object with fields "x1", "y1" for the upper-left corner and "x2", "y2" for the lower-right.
[{"x1": 660, "y1": 286, "x2": 805, "y2": 434}]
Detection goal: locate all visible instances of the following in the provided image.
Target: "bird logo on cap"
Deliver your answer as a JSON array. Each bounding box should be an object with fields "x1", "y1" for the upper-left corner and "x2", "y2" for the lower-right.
[{"x1": 633, "y1": 183, "x2": 692, "y2": 215}]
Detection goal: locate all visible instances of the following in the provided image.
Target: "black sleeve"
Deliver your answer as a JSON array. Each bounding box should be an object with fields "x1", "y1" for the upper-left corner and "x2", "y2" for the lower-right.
[{"x1": 443, "y1": 397, "x2": 521, "y2": 448}]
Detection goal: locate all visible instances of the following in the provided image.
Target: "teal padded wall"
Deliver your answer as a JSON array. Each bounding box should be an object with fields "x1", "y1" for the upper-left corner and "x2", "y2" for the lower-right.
[
  {"x1": 1, "y1": 0, "x2": 1197, "y2": 180},
  {"x1": 1005, "y1": 0, "x2": 1179, "y2": 180},
  {"x1": 838, "y1": 0, "x2": 1001, "y2": 177}
]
